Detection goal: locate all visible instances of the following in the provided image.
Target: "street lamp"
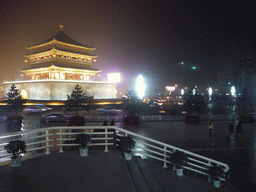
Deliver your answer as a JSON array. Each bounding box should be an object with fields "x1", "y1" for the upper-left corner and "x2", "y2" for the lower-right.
[
  {"x1": 208, "y1": 87, "x2": 212, "y2": 101},
  {"x1": 231, "y1": 86, "x2": 236, "y2": 96},
  {"x1": 230, "y1": 86, "x2": 236, "y2": 127},
  {"x1": 181, "y1": 89, "x2": 184, "y2": 95},
  {"x1": 135, "y1": 75, "x2": 146, "y2": 100}
]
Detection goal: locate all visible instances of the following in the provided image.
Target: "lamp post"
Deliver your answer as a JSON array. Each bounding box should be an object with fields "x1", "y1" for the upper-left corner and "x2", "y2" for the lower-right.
[
  {"x1": 135, "y1": 75, "x2": 146, "y2": 100},
  {"x1": 231, "y1": 86, "x2": 236, "y2": 127}
]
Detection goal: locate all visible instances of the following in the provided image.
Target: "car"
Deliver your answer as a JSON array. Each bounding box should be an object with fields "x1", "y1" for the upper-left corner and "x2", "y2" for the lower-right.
[
  {"x1": 37, "y1": 104, "x2": 52, "y2": 111},
  {"x1": 162, "y1": 109, "x2": 181, "y2": 116},
  {"x1": 97, "y1": 106, "x2": 119, "y2": 113},
  {"x1": 41, "y1": 113, "x2": 70, "y2": 122},
  {"x1": 23, "y1": 106, "x2": 47, "y2": 113}
]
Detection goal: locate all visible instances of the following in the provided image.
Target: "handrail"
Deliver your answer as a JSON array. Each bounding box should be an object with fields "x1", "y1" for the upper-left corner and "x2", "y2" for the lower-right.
[
  {"x1": 0, "y1": 126, "x2": 230, "y2": 181},
  {"x1": 115, "y1": 127, "x2": 230, "y2": 170}
]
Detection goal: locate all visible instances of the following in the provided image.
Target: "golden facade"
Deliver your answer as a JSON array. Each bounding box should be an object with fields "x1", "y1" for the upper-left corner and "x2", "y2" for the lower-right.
[{"x1": 3, "y1": 26, "x2": 117, "y2": 100}]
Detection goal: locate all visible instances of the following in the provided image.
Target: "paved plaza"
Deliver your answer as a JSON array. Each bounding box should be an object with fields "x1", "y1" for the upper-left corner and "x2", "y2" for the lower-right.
[{"x1": 1, "y1": 118, "x2": 256, "y2": 191}]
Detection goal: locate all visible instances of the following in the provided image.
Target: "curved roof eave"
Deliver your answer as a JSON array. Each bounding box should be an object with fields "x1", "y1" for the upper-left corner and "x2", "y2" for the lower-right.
[
  {"x1": 24, "y1": 47, "x2": 98, "y2": 58},
  {"x1": 26, "y1": 30, "x2": 95, "y2": 50},
  {"x1": 20, "y1": 64, "x2": 102, "y2": 72}
]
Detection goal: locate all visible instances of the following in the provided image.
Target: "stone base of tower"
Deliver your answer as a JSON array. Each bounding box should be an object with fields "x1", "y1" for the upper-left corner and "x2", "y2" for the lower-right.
[{"x1": 3, "y1": 80, "x2": 117, "y2": 100}]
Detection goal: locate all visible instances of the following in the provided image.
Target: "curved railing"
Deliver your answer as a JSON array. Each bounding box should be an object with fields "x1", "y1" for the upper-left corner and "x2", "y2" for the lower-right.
[{"x1": 0, "y1": 126, "x2": 230, "y2": 181}]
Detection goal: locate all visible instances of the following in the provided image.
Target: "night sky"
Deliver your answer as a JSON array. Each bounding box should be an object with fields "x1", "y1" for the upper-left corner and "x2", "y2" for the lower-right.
[{"x1": 1, "y1": 0, "x2": 255, "y2": 95}]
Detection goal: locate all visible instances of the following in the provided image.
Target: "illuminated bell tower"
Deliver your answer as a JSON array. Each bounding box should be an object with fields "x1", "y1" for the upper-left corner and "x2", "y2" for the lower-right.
[
  {"x1": 21, "y1": 25, "x2": 101, "y2": 81},
  {"x1": 3, "y1": 25, "x2": 117, "y2": 100}
]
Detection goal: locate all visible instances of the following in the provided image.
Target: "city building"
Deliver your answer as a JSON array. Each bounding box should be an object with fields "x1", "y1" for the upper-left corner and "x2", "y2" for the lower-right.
[
  {"x1": 3, "y1": 25, "x2": 117, "y2": 100},
  {"x1": 236, "y1": 58, "x2": 256, "y2": 96}
]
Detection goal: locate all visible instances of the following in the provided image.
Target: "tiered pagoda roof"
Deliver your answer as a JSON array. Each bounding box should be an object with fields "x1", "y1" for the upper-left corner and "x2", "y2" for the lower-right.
[{"x1": 20, "y1": 25, "x2": 101, "y2": 81}]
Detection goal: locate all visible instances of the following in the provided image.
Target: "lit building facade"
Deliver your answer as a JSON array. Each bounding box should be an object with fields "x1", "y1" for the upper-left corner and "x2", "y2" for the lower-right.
[{"x1": 3, "y1": 26, "x2": 117, "y2": 100}]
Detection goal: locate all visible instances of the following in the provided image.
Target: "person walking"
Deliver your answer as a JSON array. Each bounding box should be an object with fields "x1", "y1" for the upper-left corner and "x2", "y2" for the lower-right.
[
  {"x1": 227, "y1": 122, "x2": 234, "y2": 139},
  {"x1": 110, "y1": 119, "x2": 115, "y2": 126},
  {"x1": 208, "y1": 120, "x2": 213, "y2": 137},
  {"x1": 236, "y1": 118, "x2": 243, "y2": 135}
]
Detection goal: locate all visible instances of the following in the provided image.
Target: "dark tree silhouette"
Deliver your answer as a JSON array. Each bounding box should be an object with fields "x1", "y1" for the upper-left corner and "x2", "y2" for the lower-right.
[
  {"x1": 184, "y1": 86, "x2": 207, "y2": 114},
  {"x1": 123, "y1": 90, "x2": 145, "y2": 115},
  {"x1": 236, "y1": 86, "x2": 255, "y2": 115},
  {"x1": 6, "y1": 84, "x2": 26, "y2": 115},
  {"x1": 66, "y1": 84, "x2": 90, "y2": 116}
]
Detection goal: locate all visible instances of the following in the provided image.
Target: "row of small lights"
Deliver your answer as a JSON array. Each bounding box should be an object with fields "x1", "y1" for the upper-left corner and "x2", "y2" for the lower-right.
[{"x1": 24, "y1": 55, "x2": 97, "y2": 62}]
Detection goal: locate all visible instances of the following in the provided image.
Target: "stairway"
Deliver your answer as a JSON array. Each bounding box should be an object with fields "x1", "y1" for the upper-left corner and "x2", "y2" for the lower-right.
[{"x1": 125, "y1": 155, "x2": 238, "y2": 192}]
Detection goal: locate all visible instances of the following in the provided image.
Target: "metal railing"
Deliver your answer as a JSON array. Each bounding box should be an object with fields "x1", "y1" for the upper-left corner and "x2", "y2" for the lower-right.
[
  {"x1": 0, "y1": 126, "x2": 230, "y2": 181},
  {"x1": 115, "y1": 127, "x2": 230, "y2": 181}
]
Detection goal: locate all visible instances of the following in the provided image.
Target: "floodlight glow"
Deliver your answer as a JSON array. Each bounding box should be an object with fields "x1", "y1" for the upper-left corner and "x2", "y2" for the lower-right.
[
  {"x1": 108, "y1": 73, "x2": 121, "y2": 83},
  {"x1": 208, "y1": 87, "x2": 212, "y2": 96},
  {"x1": 135, "y1": 75, "x2": 146, "y2": 99},
  {"x1": 192, "y1": 88, "x2": 196, "y2": 95},
  {"x1": 181, "y1": 89, "x2": 184, "y2": 95},
  {"x1": 231, "y1": 86, "x2": 236, "y2": 96}
]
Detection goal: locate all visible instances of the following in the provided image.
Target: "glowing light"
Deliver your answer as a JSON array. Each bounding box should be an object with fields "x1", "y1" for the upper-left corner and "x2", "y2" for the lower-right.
[
  {"x1": 20, "y1": 89, "x2": 28, "y2": 99},
  {"x1": 192, "y1": 88, "x2": 196, "y2": 95},
  {"x1": 24, "y1": 60, "x2": 28, "y2": 62},
  {"x1": 208, "y1": 87, "x2": 212, "y2": 96},
  {"x1": 135, "y1": 75, "x2": 146, "y2": 99},
  {"x1": 108, "y1": 73, "x2": 121, "y2": 83},
  {"x1": 93, "y1": 59, "x2": 97, "y2": 62},
  {"x1": 181, "y1": 89, "x2": 184, "y2": 95},
  {"x1": 166, "y1": 86, "x2": 175, "y2": 92},
  {"x1": 231, "y1": 86, "x2": 236, "y2": 96},
  {"x1": 192, "y1": 66, "x2": 196, "y2": 69}
]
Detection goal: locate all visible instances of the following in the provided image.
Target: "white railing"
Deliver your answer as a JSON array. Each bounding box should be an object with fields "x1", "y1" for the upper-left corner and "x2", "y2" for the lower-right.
[
  {"x1": 0, "y1": 126, "x2": 229, "y2": 181},
  {"x1": 115, "y1": 127, "x2": 230, "y2": 181},
  {"x1": 0, "y1": 128, "x2": 54, "y2": 161}
]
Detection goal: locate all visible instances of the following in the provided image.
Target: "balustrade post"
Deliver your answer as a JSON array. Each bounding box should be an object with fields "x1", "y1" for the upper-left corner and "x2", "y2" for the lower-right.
[
  {"x1": 163, "y1": 146, "x2": 167, "y2": 168},
  {"x1": 104, "y1": 127, "x2": 109, "y2": 152},
  {"x1": 45, "y1": 130, "x2": 50, "y2": 155},
  {"x1": 59, "y1": 129, "x2": 63, "y2": 153}
]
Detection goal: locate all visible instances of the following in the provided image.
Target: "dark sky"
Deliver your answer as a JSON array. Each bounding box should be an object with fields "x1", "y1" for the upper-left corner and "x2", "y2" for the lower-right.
[{"x1": 1, "y1": 0, "x2": 255, "y2": 95}]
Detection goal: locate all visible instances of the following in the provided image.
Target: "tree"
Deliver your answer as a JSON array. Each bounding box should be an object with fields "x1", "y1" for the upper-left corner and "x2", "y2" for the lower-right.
[
  {"x1": 6, "y1": 84, "x2": 26, "y2": 116},
  {"x1": 66, "y1": 84, "x2": 90, "y2": 116},
  {"x1": 236, "y1": 86, "x2": 255, "y2": 115},
  {"x1": 123, "y1": 90, "x2": 145, "y2": 115},
  {"x1": 184, "y1": 86, "x2": 207, "y2": 114}
]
